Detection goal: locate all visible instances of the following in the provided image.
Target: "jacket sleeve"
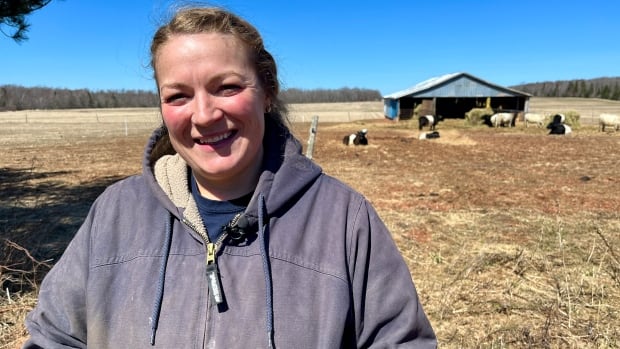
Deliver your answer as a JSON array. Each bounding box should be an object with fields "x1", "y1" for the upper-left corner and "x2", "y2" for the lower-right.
[
  {"x1": 22, "y1": 203, "x2": 96, "y2": 349},
  {"x1": 348, "y1": 199, "x2": 437, "y2": 348}
]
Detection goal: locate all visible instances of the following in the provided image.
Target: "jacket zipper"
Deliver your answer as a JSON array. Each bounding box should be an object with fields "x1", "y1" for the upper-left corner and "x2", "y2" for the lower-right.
[{"x1": 182, "y1": 213, "x2": 242, "y2": 305}]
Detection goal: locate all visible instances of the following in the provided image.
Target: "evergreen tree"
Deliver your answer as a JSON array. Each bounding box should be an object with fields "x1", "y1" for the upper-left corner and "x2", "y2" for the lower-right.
[
  {"x1": 612, "y1": 83, "x2": 620, "y2": 101},
  {"x1": 566, "y1": 81, "x2": 575, "y2": 96},
  {"x1": 588, "y1": 82, "x2": 594, "y2": 98},
  {"x1": 578, "y1": 80, "x2": 587, "y2": 97},
  {"x1": 600, "y1": 85, "x2": 610, "y2": 100}
]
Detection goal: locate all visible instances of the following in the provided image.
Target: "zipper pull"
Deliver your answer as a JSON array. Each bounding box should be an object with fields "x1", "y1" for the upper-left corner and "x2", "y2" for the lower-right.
[{"x1": 206, "y1": 242, "x2": 224, "y2": 304}]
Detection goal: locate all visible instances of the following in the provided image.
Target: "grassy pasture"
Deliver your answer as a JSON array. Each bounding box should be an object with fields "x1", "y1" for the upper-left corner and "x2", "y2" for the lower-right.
[{"x1": 1, "y1": 97, "x2": 619, "y2": 348}]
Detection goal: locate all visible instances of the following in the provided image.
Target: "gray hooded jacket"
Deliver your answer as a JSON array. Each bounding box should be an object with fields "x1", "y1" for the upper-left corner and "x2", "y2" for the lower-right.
[{"x1": 24, "y1": 121, "x2": 436, "y2": 348}]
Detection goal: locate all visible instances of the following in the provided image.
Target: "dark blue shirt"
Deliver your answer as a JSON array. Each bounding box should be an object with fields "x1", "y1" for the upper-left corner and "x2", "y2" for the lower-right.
[{"x1": 190, "y1": 176, "x2": 251, "y2": 242}]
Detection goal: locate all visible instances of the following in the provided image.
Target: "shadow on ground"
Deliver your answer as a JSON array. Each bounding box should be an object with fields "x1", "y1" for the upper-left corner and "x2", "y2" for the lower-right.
[{"x1": 0, "y1": 167, "x2": 124, "y2": 292}]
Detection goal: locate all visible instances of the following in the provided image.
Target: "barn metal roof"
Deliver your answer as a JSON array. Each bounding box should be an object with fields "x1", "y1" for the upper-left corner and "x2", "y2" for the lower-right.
[{"x1": 383, "y1": 72, "x2": 531, "y2": 99}]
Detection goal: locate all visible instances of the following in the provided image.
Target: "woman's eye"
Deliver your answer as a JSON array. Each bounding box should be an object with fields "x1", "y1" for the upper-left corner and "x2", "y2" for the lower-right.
[
  {"x1": 163, "y1": 93, "x2": 187, "y2": 104},
  {"x1": 218, "y1": 84, "x2": 242, "y2": 96}
]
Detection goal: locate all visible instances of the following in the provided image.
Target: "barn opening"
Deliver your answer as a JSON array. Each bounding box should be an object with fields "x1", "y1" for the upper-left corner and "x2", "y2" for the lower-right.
[{"x1": 383, "y1": 72, "x2": 531, "y2": 121}]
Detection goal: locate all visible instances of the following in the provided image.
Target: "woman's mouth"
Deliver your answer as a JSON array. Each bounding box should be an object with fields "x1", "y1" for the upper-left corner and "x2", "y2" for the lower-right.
[{"x1": 195, "y1": 130, "x2": 236, "y2": 146}]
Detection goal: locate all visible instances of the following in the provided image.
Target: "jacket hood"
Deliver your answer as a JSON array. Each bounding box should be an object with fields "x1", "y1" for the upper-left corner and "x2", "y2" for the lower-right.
[{"x1": 141, "y1": 118, "x2": 323, "y2": 232}]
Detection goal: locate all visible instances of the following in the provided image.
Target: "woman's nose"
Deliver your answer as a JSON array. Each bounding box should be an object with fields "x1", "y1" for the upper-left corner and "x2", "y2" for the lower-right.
[{"x1": 191, "y1": 94, "x2": 224, "y2": 125}]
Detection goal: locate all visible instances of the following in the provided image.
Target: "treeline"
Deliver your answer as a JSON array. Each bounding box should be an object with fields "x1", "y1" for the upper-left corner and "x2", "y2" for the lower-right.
[
  {"x1": 0, "y1": 85, "x2": 159, "y2": 111},
  {"x1": 510, "y1": 77, "x2": 620, "y2": 100},
  {"x1": 4, "y1": 78, "x2": 620, "y2": 111},
  {"x1": 280, "y1": 87, "x2": 382, "y2": 103},
  {"x1": 0, "y1": 85, "x2": 382, "y2": 111}
]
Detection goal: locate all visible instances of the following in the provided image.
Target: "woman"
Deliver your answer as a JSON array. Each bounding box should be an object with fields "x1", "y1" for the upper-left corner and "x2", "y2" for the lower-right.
[{"x1": 24, "y1": 7, "x2": 436, "y2": 348}]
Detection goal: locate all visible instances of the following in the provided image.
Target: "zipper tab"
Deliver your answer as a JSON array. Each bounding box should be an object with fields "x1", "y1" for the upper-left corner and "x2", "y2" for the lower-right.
[
  {"x1": 206, "y1": 242, "x2": 223, "y2": 304},
  {"x1": 207, "y1": 242, "x2": 216, "y2": 264}
]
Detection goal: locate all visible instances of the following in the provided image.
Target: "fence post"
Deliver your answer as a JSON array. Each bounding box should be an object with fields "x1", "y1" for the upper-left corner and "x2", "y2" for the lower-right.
[{"x1": 305, "y1": 115, "x2": 319, "y2": 159}]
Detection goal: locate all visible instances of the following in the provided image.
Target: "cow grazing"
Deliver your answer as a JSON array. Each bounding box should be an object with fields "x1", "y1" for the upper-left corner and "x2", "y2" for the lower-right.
[
  {"x1": 418, "y1": 114, "x2": 443, "y2": 131},
  {"x1": 343, "y1": 129, "x2": 368, "y2": 146},
  {"x1": 490, "y1": 112, "x2": 516, "y2": 128},
  {"x1": 599, "y1": 113, "x2": 620, "y2": 132},
  {"x1": 547, "y1": 114, "x2": 572, "y2": 135},
  {"x1": 523, "y1": 113, "x2": 546, "y2": 128},
  {"x1": 481, "y1": 114, "x2": 494, "y2": 127}
]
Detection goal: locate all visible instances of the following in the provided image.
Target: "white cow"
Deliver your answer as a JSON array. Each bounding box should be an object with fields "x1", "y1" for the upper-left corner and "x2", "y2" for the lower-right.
[
  {"x1": 490, "y1": 112, "x2": 516, "y2": 128},
  {"x1": 599, "y1": 113, "x2": 620, "y2": 132},
  {"x1": 523, "y1": 113, "x2": 547, "y2": 128}
]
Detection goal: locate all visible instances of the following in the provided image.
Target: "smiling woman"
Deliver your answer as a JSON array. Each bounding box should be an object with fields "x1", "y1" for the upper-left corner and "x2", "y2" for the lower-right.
[
  {"x1": 155, "y1": 32, "x2": 268, "y2": 200},
  {"x1": 21, "y1": 6, "x2": 437, "y2": 349}
]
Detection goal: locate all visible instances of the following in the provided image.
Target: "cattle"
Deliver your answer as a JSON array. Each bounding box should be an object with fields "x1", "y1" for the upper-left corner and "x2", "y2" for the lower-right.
[
  {"x1": 418, "y1": 114, "x2": 443, "y2": 131},
  {"x1": 490, "y1": 112, "x2": 516, "y2": 128},
  {"x1": 599, "y1": 113, "x2": 620, "y2": 132},
  {"x1": 419, "y1": 131, "x2": 440, "y2": 140},
  {"x1": 343, "y1": 129, "x2": 368, "y2": 146},
  {"x1": 556, "y1": 113, "x2": 566, "y2": 123},
  {"x1": 523, "y1": 113, "x2": 547, "y2": 128},
  {"x1": 547, "y1": 114, "x2": 572, "y2": 135},
  {"x1": 548, "y1": 123, "x2": 572, "y2": 135}
]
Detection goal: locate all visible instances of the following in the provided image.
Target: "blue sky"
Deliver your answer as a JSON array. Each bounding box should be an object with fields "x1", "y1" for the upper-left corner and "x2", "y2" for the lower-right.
[{"x1": 1, "y1": 0, "x2": 619, "y2": 96}]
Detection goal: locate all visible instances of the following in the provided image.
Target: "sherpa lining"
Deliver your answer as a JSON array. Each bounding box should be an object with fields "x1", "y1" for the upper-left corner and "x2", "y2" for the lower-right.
[{"x1": 154, "y1": 154, "x2": 208, "y2": 241}]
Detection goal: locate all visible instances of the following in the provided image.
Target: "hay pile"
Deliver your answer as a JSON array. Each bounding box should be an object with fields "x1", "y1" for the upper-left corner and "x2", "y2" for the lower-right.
[
  {"x1": 465, "y1": 108, "x2": 494, "y2": 125},
  {"x1": 560, "y1": 110, "x2": 581, "y2": 127}
]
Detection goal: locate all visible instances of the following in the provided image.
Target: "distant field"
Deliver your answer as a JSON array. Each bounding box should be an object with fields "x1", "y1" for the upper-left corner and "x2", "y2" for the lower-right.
[
  {"x1": 1, "y1": 97, "x2": 619, "y2": 130},
  {"x1": 1, "y1": 97, "x2": 619, "y2": 148},
  {"x1": 528, "y1": 97, "x2": 620, "y2": 125},
  {"x1": 287, "y1": 101, "x2": 384, "y2": 122}
]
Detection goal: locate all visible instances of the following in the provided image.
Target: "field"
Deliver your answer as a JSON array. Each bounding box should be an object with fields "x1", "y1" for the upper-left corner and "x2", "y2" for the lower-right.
[{"x1": 1, "y1": 98, "x2": 620, "y2": 348}]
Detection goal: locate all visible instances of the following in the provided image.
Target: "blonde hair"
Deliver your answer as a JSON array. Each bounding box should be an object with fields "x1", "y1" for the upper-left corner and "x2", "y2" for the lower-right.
[{"x1": 151, "y1": 7, "x2": 288, "y2": 126}]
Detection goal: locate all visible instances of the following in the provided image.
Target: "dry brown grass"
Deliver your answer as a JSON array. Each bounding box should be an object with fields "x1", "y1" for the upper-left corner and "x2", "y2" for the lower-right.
[
  {"x1": 305, "y1": 118, "x2": 620, "y2": 348},
  {"x1": 1, "y1": 97, "x2": 619, "y2": 348}
]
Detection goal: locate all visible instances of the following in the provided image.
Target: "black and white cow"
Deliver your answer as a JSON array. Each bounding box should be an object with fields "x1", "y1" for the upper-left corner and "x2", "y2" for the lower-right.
[
  {"x1": 547, "y1": 114, "x2": 572, "y2": 135},
  {"x1": 419, "y1": 131, "x2": 440, "y2": 140},
  {"x1": 418, "y1": 114, "x2": 443, "y2": 131},
  {"x1": 343, "y1": 129, "x2": 368, "y2": 145}
]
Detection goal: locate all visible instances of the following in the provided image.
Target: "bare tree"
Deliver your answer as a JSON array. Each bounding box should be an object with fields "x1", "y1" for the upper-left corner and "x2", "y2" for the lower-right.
[
  {"x1": 511, "y1": 77, "x2": 620, "y2": 101},
  {"x1": 0, "y1": 0, "x2": 52, "y2": 42}
]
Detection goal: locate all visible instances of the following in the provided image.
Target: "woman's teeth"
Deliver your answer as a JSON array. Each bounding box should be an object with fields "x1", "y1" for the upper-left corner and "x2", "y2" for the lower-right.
[{"x1": 197, "y1": 131, "x2": 232, "y2": 144}]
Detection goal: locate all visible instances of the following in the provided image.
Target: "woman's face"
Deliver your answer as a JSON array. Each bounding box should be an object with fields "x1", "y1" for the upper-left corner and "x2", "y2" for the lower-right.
[{"x1": 155, "y1": 33, "x2": 268, "y2": 200}]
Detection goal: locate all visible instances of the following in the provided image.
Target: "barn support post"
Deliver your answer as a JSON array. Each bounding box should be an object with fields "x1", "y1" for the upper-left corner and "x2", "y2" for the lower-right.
[
  {"x1": 305, "y1": 115, "x2": 319, "y2": 159},
  {"x1": 524, "y1": 99, "x2": 530, "y2": 113}
]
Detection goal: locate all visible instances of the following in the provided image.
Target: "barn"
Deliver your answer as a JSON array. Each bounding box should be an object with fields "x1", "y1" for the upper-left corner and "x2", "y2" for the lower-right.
[{"x1": 383, "y1": 72, "x2": 531, "y2": 120}]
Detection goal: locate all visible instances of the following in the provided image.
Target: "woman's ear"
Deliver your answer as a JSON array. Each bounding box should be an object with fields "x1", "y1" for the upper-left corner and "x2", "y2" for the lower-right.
[{"x1": 265, "y1": 98, "x2": 272, "y2": 113}]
